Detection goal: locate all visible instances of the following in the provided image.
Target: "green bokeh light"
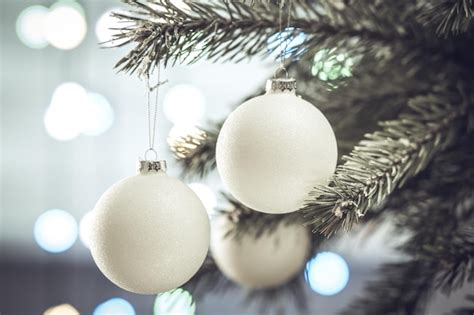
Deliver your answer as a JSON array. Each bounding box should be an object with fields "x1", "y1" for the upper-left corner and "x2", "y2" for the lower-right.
[
  {"x1": 154, "y1": 288, "x2": 196, "y2": 315},
  {"x1": 311, "y1": 49, "x2": 355, "y2": 84}
]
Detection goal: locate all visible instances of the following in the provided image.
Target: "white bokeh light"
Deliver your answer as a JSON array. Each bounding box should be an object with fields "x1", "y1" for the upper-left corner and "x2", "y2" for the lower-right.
[
  {"x1": 305, "y1": 252, "x2": 350, "y2": 296},
  {"x1": 93, "y1": 298, "x2": 135, "y2": 315},
  {"x1": 34, "y1": 209, "x2": 78, "y2": 253},
  {"x1": 79, "y1": 211, "x2": 95, "y2": 248},
  {"x1": 44, "y1": 3, "x2": 87, "y2": 50},
  {"x1": 163, "y1": 84, "x2": 206, "y2": 125},
  {"x1": 43, "y1": 304, "x2": 79, "y2": 315},
  {"x1": 95, "y1": 8, "x2": 128, "y2": 47},
  {"x1": 44, "y1": 83, "x2": 114, "y2": 141},
  {"x1": 16, "y1": 5, "x2": 49, "y2": 49},
  {"x1": 44, "y1": 82, "x2": 88, "y2": 141},
  {"x1": 189, "y1": 183, "x2": 217, "y2": 215},
  {"x1": 82, "y1": 93, "x2": 114, "y2": 136},
  {"x1": 154, "y1": 288, "x2": 195, "y2": 315}
]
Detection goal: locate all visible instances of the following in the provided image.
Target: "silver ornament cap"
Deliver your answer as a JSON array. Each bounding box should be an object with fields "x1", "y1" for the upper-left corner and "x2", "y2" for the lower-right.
[
  {"x1": 266, "y1": 67, "x2": 297, "y2": 94},
  {"x1": 137, "y1": 160, "x2": 167, "y2": 174}
]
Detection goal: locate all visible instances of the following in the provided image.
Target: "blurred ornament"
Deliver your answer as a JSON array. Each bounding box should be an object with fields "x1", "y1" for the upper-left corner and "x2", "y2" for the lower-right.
[
  {"x1": 210, "y1": 216, "x2": 311, "y2": 289},
  {"x1": 89, "y1": 160, "x2": 210, "y2": 294},
  {"x1": 216, "y1": 74, "x2": 338, "y2": 214},
  {"x1": 44, "y1": 304, "x2": 79, "y2": 315}
]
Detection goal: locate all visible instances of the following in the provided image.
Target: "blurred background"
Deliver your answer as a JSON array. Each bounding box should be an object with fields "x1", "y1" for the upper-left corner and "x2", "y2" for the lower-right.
[{"x1": 0, "y1": 1, "x2": 472, "y2": 314}]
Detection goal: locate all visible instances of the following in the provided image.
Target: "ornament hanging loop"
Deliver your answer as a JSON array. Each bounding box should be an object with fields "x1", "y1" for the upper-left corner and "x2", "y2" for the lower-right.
[
  {"x1": 144, "y1": 148, "x2": 158, "y2": 161},
  {"x1": 273, "y1": 66, "x2": 289, "y2": 79}
]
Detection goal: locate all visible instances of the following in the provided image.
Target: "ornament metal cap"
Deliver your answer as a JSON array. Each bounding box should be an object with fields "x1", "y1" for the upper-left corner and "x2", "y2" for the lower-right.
[
  {"x1": 266, "y1": 67, "x2": 297, "y2": 93},
  {"x1": 137, "y1": 159, "x2": 167, "y2": 174}
]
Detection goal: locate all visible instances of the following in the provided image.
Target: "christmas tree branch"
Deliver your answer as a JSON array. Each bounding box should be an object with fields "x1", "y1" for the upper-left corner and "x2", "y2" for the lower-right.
[
  {"x1": 303, "y1": 89, "x2": 472, "y2": 236},
  {"x1": 113, "y1": 0, "x2": 426, "y2": 76},
  {"x1": 339, "y1": 135, "x2": 474, "y2": 315},
  {"x1": 168, "y1": 124, "x2": 219, "y2": 178},
  {"x1": 446, "y1": 295, "x2": 474, "y2": 315},
  {"x1": 418, "y1": 0, "x2": 474, "y2": 36}
]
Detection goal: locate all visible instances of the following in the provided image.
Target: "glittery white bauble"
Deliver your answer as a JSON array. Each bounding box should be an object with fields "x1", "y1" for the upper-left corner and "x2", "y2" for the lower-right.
[
  {"x1": 210, "y1": 217, "x2": 311, "y2": 289},
  {"x1": 89, "y1": 161, "x2": 210, "y2": 294},
  {"x1": 216, "y1": 79, "x2": 337, "y2": 214}
]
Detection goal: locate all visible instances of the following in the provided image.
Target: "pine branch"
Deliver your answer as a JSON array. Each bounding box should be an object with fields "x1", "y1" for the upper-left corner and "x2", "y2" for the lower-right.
[
  {"x1": 168, "y1": 125, "x2": 219, "y2": 178},
  {"x1": 418, "y1": 0, "x2": 474, "y2": 36},
  {"x1": 339, "y1": 135, "x2": 474, "y2": 315},
  {"x1": 339, "y1": 260, "x2": 437, "y2": 315},
  {"x1": 113, "y1": 0, "x2": 429, "y2": 76},
  {"x1": 303, "y1": 90, "x2": 472, "y2": 237},
  {"x1": 445, "y1": 295, "x2": 474, "y2": 315}
]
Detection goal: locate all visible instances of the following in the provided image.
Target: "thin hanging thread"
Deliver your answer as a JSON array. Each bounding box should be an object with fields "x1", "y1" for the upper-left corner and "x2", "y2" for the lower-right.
[
  {"x1": 145, "y1": 65, "x2": 167, "y2": 159},
  {"x1": 277, "y1": 0, "x2": 292, "y2": 76}
]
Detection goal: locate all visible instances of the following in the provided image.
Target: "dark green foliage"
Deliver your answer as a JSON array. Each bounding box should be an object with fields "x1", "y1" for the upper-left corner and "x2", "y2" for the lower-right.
[{"x1": 115, "y1": 0, "x2": 474, "y2": 313}]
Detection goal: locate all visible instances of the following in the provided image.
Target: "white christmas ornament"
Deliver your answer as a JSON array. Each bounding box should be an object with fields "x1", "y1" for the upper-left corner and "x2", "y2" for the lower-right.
[
  {"x1": 210, "y1": 216, "x2": 311, "y2": 289},
  {"x1": 89, "y1": 160, "x2": 210, "y2": 294},
  {"x1": 216, "y1": 77, "x2": 337, "y2": 214}
]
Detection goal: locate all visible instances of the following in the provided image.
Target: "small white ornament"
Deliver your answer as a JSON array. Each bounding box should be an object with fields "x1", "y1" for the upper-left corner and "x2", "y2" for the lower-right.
[
  {"x1": 210, "y1": 216, "x2": 311, "y2": 289},
  {"x1": 89, "y1": 160, "x2": 210, "y2": 294},
  {"x1": 216, "y1": 77, "x2": 338, "y2": 214}
]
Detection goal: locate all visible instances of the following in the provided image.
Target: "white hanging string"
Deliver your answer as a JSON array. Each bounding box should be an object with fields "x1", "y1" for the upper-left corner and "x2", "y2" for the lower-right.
[
  {"x1": 276, "y1": 0, "x2": 293, "y2": 78},
  {"x1": 144, "y1": 64, "x2": 167, "y2": 161}
]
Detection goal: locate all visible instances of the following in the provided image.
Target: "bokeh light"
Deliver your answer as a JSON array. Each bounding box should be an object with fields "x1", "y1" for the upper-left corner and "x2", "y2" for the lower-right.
[
  {"x1": 93, "y1": 298, "x2": 135, "y2": 315},
  {"x1": 44, "y1": 83, "x2": 114, "y2": 141},
  {"x1": 16, "y1": 5, "x2": 49, "y2": 49},
  {"x1": 163, "y1": 84, "x2": 206, "y2": 125},
  {"x1": 267, "y1": 28, "x2": 307, "y2": 59},
  {"x1": 43, "y1": 304, "x2": 79, "y2": 315},
  {"x1": 311, "y1": 48, "x2": 354, "y2": 83},
  {"x1": 79, "y1": 211, "x2": 95, "y2": 248},
  {"x1": 189, "y1": 183, "x2": 217, "y2": 215},
  {"x1": 305, "y1": 252, "x2": 350, "y2": 296},
  {"x1": 44, "y1": 2, "x2": 87, "y2": 50},
  {"x1": 95, "y1": 8, "x2": 128, "y2": 47},
  {"x1": 154, "y1": 288, "x2": 195, "y2": 315},
  {"x1": 34, "y1": 209, "x2": 78, "y2": 253},
  {"x1": 82, "y1": 93, "x2": 114, "y2": 136},
  {"x1": 44, "y1": 82, "x2": 88, "y2": 141}
]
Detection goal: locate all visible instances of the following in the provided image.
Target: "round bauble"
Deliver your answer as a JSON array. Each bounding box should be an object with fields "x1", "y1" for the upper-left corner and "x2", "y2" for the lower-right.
[
  {"x1": 216, "y1": 78, "x2": 337, "y2": 214},
  {"x1": 210, "y1": 216, "x2": 311, "y2": 289},
  {"x1": 89, "y1": 160, "x2": 210, "y2": 294}
]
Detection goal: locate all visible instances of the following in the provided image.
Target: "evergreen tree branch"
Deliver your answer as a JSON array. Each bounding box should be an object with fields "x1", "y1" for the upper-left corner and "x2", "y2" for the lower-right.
[
  {"x1": 339, "y1": 135, "x2": 474, "y2": 315},
  {"x1": 113, "y1": 0, "x2": 430, "y2": 76},
  {"x1": 445, "y1": 295, "x2": 474, "y2": 315},
  {"x1": 168, "y1": 124, "x2": 219, "y2": 178},
  {"x1": 303, "y1": 89, "x2": 472, "y2": 237},
  {"x1": 418, "y1": 0, "x2": 474, "y2": 36}
]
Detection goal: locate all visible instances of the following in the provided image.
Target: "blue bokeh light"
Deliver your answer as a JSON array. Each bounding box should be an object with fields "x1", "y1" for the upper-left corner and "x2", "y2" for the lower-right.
[
  {"x1": 34, "y1": 209, "x2": 78, "y2": 253},
  {"x1": 305, "y1": 251, "x2": 350, "y2": 296},
  {"x1": 93, "y1": 298, "x2": 135, "y2": 315}
]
